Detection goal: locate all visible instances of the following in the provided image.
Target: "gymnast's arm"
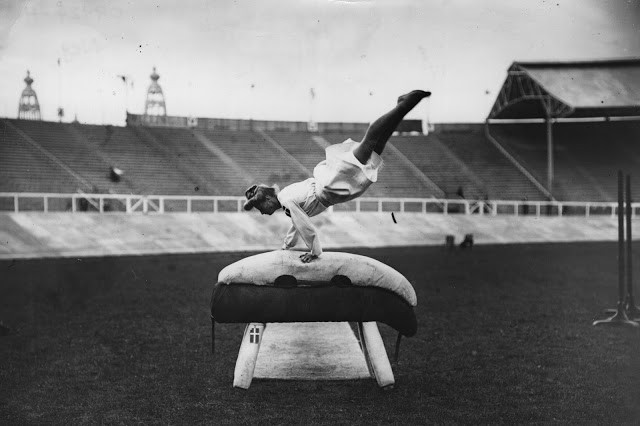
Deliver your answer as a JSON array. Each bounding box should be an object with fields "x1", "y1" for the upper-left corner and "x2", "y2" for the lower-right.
[
  {"x1": 282, "y1": 224, "x2": 299, "y2": 249},
  {"x1": 285, "y1": 201, "x2": 322, "y2": 262}
]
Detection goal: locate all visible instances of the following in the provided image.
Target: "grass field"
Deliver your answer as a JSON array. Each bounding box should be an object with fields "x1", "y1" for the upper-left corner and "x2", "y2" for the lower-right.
[{"x1": 2, "y1": 243, "x2": 640, "y2": 424}]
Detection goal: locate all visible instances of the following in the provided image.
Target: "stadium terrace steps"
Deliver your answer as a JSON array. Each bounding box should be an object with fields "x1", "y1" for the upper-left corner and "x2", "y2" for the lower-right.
[
  {"x1": 76, "y1": 124, "x2": 199, "y2": 195},
  {"x1": 432, "y1": 126, "x2": 548, "y2": 201},
  {"x1": 1, "y1": 211, "x2": 636, "y2": 259},
  {"x1": 490, "y1": 124, "x2": 588, "y2": 200},
  {"x1": 257, "y1": 130, "x2": 311, "y2": 176},
  {"x1": 552, "y1": 122, "x2": 640, "y2": 201},
  {"x1": 265, "y1": 131, "x2": 327, "y2": 173},
  {"x1": 1, "y1": 120, "x2": 80, "y2": 193},
  {"x1": 65, "y1": 124, "x2": 138, "y2": 194},
  {"x1": 145, "y1": 127, "x2": 238, "y2": 195},
  {"x1": 198, "y1": 129, "x2": 309, "y2": 193},
  {"x1": 490, "y1": 122, "x2": 640, "y2": 202},
  {"x1": 383, "y1": 143, "x2": 445, "y2": 197},
  {"x1": 131, "y1": 127, "x2": 213, "y2": 194},
  {"x1": 488, "y1": 124, "x2": 572, "y2": 198},
  {"x1": 390, "y1": 135, "x2": 482, "y2": 199},
  {"x1": 3, "y1": 119, "x2": 639, "y2": 202},
  {"x1": 7, "y1": 120, "x2": 117, "y2": 193}
]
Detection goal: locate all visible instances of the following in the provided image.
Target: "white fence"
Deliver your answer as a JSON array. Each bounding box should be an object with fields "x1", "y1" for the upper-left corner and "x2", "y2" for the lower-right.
[{"x1": 1, "y1": 192, "x2": 638, "y2": 218}]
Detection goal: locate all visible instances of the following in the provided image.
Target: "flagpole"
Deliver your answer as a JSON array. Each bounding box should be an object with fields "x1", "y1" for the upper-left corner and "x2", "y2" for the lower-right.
[
  {"x1": 309, "y1": 87, "x2": 316, "y2": 131},
  {"x1": 117, "y1": 75, "x2": 130, "y2": 118},
  {"x1": 57, "y1": 58, "x2": 63, "y2": 122},
  {"x1": 423, "y1": 94, "x2": 431, "y2": 135},
  {"x1": 124, "y1": 77, "x2": 129, "y2": 113}
]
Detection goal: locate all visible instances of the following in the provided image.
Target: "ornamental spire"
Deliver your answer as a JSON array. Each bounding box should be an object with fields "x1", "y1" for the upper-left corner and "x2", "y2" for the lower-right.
[
  {"x1": 144, "y1": 66, "x2": 166, "y2": 116},
  {"x1": 18, "y1": 70, "x2": 41, "y2": 120}
]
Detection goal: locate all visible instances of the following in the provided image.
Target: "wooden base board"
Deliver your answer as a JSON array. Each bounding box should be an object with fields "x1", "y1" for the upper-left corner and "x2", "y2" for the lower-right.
[{"x1": 253, "y1": 322, "x2": 371, "y2": 380}]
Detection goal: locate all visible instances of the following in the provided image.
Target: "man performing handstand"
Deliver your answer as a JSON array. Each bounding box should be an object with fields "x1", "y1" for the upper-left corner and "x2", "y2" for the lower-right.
[{"x1": 243, "y1": 90, "x2": 431, "y2": 263}]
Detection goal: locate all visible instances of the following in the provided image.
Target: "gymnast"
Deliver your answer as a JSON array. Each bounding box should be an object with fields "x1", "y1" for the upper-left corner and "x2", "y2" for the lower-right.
[{"x1": 243, "y1": 90, "x2": 431, "y2": 263}]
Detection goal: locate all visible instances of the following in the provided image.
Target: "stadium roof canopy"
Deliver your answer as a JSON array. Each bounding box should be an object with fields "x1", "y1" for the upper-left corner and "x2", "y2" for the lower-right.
[{"x1": 488, "y1": 58, "x2": 640, "y2": 119}]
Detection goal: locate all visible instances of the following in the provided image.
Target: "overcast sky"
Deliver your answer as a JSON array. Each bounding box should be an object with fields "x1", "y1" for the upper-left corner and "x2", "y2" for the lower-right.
[{"x1": 0, "y1": 0, "x2": 639, "y2": 126}]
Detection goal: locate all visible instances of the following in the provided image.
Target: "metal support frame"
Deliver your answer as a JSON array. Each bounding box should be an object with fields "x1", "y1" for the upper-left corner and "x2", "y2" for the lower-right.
[
  {"x1": 624, "y1": 174, "x2": 640, "y2": 319},
  {"x1": 546, "y1": 109, "x2": 554, "y2": 196},
  {"x1": 594, "y1": 171, "x2": 639, "y2": 327}
]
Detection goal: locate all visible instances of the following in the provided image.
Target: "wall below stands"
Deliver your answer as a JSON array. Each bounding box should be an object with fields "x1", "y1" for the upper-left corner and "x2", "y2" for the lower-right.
[
  {"x1": 0, "y1": 212, "x2": 634, "y2": 259},
  {"x1": 126, "y1": 112, "x2": 375, "y2": 134}
]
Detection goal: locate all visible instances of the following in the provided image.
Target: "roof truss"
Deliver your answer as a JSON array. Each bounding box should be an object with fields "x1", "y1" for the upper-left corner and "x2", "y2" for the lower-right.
[{"x1": 489, "y1": 69, "x2": 573, "y2": 119}]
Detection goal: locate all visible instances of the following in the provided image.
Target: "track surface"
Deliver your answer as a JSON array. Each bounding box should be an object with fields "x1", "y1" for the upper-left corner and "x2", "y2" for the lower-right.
[{"x1": 1, "y1": 243, "x2": 640, "y2": 424}]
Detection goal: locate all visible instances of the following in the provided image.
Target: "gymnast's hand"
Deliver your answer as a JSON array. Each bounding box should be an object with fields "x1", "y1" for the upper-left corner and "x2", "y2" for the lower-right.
[{"x1": 299, "y1": 253, "x2": 317, "y2": 263}]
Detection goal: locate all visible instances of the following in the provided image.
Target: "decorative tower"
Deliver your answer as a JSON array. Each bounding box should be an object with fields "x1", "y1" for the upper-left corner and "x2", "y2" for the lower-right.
[
  {"x1": 144, "y1": 66, "x2": 166, "y2": 116},
  {"x1": 18, "y1": 70, "x2": 41, "y2": 120}
]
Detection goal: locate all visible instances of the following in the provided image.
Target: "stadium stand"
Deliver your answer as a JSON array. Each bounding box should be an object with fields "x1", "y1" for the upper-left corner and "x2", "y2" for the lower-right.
[
  {"x1": 265, "y1": 131, "x2": 326, "y2": 173},
  {"x1": 3, "y1": 116, "x2": 622, "y2": 202},
  {"x1": 489, "y1": 121, "x2": 640, "y2": 202},
  {"x1": 5, "y1": 58, "x2": 640, "y2": 203},
  {"x1": 144, "y1": 127, "x2": 234, "y2": 194},
  {"x1": 4, "y1": 73, "x2": 639, "y2": 203},
  {"x1": 430, "y1": 124, "x2": 548, "y2": 201},
  {"x1": 5, "y1": 115, "x2": 638, "y2": 202},
  {"x1": 1, "y1": 119, "x2": 80, "y2": 193},
  {"x1": 554, "y1": 121, "x2": 640, "y2": 201},
  {"x1": 75, "y1": 123, "x2": 200, "y2": 195},
  {"x1": 2, "y1": 119, "x2": 114, "y2": 193},
  {"x1": 390, "y1": 134, "x2": 482, "y2": 199},
  {"x1": 489, "y1": 58, "x2": 640, "y2": 202},
  {"x1": 197, "y1": 129, "x2": 310, "y2": 193}
]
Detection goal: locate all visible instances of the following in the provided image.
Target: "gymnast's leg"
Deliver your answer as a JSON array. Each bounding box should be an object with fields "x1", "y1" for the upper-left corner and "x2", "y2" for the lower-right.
[{"x1": 353, "y1": 90, "x2": 431, "y2": 165}]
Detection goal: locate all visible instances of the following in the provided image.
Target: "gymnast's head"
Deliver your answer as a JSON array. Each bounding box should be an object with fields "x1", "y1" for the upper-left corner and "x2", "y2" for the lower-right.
[{"x1": 243, "y1": 184, "x2": 281, "y2": 215}]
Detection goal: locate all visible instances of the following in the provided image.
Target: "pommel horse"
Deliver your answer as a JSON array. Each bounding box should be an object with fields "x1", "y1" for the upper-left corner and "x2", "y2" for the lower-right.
[{"x1": 210, "y1": 250, "x2": 418, "y2": 390}]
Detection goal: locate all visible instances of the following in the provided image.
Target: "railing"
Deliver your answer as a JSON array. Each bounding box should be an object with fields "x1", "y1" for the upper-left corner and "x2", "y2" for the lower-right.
[
  {"x1": 0, "y1": 193, "x2": 246, "y2": 214},
  {"x1": 0, "y1": 192, "x2": 638, "y2": 218}
]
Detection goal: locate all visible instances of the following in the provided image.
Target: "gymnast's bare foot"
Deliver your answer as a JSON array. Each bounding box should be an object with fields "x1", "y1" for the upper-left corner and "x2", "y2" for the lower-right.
[{"x1": 397, "y1": 90, "x2": 431, "y2": 105}]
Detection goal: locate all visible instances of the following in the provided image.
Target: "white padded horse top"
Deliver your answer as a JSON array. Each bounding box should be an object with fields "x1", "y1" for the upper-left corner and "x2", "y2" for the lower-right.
[{"x1": 218, "y1": 250, "x2": 417, "y2": 307}]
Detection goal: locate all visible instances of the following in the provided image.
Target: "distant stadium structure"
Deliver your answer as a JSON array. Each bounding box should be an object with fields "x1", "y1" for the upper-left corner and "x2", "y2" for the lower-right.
[
  {"x1": 127, "y1": 111, "x2": 424, "y2": 134},
  {"x1": 2, "y1": 59, "x2": 640, "y2": 205},
  {"x1": 17, "y1": 70, "x2": 41, "y2": 121},
  {"x1": 487, "y1": 58, "x2": 640, "y2": 197},
  {"x1": 489, "y1": 59, "x2": 640, "y2": 119},
  {"x1": 144, "y1": 67, "x2": 167, "y2": 119},
  {"x1": 127, "y1": 111, "x2": 371, "y2": 133}
]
